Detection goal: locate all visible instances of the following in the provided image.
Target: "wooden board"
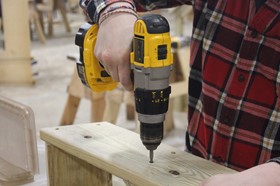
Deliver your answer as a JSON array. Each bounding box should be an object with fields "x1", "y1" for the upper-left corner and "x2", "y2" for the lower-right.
[
  {"x1": 40, "y1": 122, "x2": 236, "y2": 186},
  {"x1": 46, "y1": 144, "x2": 112, "y2": 186}
]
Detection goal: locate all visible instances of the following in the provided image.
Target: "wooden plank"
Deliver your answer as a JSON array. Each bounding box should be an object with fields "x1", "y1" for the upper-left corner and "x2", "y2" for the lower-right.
[
  {"x1": 47, "y1": 144, "x2": 112, "y2": 186},
  {"x1": 40, "y1": 122, "x2": 236, "y2": 186},
  {"x1": 170, "y1": 81, "x2": 188, "y2": 98}
]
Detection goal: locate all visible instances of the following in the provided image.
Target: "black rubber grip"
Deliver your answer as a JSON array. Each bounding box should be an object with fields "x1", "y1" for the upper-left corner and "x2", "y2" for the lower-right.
[{"x1": 134, "y1": 86, "x2": 171, "y2": 115}]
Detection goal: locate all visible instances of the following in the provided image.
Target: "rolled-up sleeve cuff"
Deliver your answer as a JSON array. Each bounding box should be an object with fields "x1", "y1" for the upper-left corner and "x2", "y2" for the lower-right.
[
  {"x1": 81, "y1": 0, "x2": 135, "y2": 23},
  {"x1": 267, "y1": 157, "x2": 280, "y2": 165}
]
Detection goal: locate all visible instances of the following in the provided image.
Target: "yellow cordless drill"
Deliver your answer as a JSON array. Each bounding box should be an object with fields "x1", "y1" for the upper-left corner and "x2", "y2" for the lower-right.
[{"x1": 75, "y1": 14, "x2": 173, "y2": 163}]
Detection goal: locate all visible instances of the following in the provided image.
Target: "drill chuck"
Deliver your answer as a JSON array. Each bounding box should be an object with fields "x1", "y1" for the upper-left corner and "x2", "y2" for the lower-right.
[{"x1": 140, "y1": 122, "x2": 163, "y2": 151}]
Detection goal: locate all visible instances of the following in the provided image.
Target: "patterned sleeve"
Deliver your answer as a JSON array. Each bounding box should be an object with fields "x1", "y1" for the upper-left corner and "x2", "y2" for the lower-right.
[
  {"x1": 268, "y1": 157, "x2": 280, "y2": 165},
  {"x1": 79, "y1": 0, "x2": 192, "y2": 23}
]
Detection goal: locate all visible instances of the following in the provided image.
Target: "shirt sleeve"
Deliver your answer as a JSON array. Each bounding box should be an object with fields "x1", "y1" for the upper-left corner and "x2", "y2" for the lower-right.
[
  {"x1": 134, "y1": 0, "x2": 192, "y2": 11},
  {"x1": 268, "y1": 157, "x2": 280, "y2": 165},
  {"x1": 79, "y1": 0, "x2": 192, "y2": 23}
]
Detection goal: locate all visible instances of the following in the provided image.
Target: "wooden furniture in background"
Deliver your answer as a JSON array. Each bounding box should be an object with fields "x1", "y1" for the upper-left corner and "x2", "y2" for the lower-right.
[
  {"x1": 29, "y1": 0, "x2": 46, "y2": 44},
  {"x1": 60, "y1": 68, "x2": 106, "y2": 125},
  {"x1": 0, "y1": 0, "x2": 34, "y2": 84},
  {"x1": 41, "y1": 122, "x2": 236, "y2": 186},
  {"x1": 35, "y1": 0, "x2": 71, "y2": 37},
  {"x1": 66, "y1": 0, "x2": 81, "y2": 13}
]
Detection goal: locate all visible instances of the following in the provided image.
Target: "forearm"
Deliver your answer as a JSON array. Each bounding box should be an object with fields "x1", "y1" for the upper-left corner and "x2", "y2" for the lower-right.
[
  {"x1": 201, "y1": 161, "x2": 280, "y2": 186},
  {"x1": 79, "y1": 0, "x2": 192, "y2": 23}
]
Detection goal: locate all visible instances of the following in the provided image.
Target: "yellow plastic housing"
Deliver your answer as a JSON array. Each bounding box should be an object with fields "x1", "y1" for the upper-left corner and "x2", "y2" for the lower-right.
[
  {"x1": 130, "y1": 19, "x2": 173, "y2": 68},
  {"x1": 83, "y1": 25, "x2": 118, "y2": 92}
]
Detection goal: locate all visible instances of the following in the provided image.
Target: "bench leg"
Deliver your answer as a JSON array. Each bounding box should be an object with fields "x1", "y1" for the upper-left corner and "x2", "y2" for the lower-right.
[
  {"x1": 102, "y1": 99, "x2": 121, "y2": 124},
  {"x1": 57, "y1": 0, "x2": 71, "y2": 33},
  {"x1": 102, "y1": 91, "x2": 122, "y2": 124},
  {"x1": 46, "y1": 144, "x2": 112, "y2": 186},
  {"x1": 60, "y1": 94, "x2": 80, "y2": 125},
  {"x1": 90, "y1": 94, "x2": 106, "y2": 122}
]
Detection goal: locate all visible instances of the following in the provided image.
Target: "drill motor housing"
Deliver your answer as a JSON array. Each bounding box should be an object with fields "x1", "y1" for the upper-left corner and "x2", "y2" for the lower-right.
[{"x1": 130, "y1": 14, "x2": 173, "y2": 152}]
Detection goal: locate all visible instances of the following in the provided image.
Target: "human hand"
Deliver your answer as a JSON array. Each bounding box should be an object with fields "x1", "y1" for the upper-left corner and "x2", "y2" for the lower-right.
[
  {"x1": 94, "y1": 4, "x2": 137, "y2": 91},
  {"x1": 200, "y1": 162, "x2": 280, "y2": 186}
]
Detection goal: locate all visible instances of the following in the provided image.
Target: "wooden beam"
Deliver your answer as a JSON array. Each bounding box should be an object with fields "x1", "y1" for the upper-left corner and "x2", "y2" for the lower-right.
[
  {"x1": 0, "y1": 0, "x2": 34, "y2": 84},
  {"x1": 55, "y1": 0, "x2": 71, "y2": 34},
  {"x1": 47, "y1": 144, "x2": 112, "y2": 186},
  {"x1": 60, "y1": 94, "x2": 81, "y2": 125},
  {"x1": 41, "y1": 122, "x2": 236, "y2": 186},
  {"x1": 60, "y1": 68, "x2": 106, "y2": 125},
  {"x1": 170, "y1": 81, "x2": 188, "y2": 98}
]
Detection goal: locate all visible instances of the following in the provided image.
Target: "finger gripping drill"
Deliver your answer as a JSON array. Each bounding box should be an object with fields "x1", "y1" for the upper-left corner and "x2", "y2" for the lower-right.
[{"x1": 75, "y1": 14, "x2": 173, "y2": 163}]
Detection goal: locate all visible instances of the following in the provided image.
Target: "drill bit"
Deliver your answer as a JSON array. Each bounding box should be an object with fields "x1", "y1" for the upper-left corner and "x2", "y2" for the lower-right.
[{"x1": 149, "y1": 150, "x2": 154, "y2": 163}]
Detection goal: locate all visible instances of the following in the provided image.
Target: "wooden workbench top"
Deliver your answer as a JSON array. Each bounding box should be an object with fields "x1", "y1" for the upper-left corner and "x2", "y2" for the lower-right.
[{"x1": 40, "y1": 122, "x2": 236, "y2": 186}]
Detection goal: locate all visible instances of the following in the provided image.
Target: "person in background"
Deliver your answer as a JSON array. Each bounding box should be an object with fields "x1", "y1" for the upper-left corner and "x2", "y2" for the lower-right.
[{"x1": 79, "y1": 0, "x2": 280, "y2": 185}]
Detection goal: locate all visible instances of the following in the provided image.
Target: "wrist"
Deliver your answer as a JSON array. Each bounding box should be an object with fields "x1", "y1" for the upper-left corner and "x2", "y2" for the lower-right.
[
  {"x1": 266, "y1": 162, "x2": 280, "y2": 184},
  {"x1": 267, "y1": 157, "x2": 280, "y2": 166},
  {"x1": 101, "y1": 2, "x2": 135, "y2": 13},
  {"x1": 98, "y1": 2, "x2": 137, "y2": 25},
  {"x1": 267, "y1": 162, "x2": 280, "y2": 173}
]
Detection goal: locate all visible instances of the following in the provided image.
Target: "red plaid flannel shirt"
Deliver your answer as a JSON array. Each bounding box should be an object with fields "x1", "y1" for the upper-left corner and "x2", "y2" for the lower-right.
[{"x1": 80, "y1": 0, "x2": 280, "y2": 171}]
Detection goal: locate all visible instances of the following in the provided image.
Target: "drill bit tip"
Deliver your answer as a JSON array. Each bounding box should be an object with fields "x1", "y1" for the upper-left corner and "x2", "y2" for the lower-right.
[{"x1": 149, "y1": 150, "x2": 154, "y2": 163}]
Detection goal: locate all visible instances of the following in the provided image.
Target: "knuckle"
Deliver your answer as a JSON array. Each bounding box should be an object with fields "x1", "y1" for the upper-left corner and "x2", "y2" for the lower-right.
[
  {"x1": 101, "y1": 51, "x2": 114, "y2": 67},
  {"x1": 94, "y1": 49, "x2": 112, "y2": 62},
  {"x1": 94, "y1": 48, "x2": 101, "y2": 60},
  {"x1": 101, "y1": 50, "x2": 111, "y2": 61}
]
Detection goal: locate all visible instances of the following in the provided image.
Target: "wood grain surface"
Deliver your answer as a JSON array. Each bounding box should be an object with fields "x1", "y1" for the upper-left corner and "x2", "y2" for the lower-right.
[{"x1": 40, "y1": 122, "x2": 236, "y2": 186}]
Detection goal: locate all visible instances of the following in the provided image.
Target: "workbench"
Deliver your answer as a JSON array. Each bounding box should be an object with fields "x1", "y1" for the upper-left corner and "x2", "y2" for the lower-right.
[{"x1": 40, "y1": 122, "x2": 236, "y2": 186}]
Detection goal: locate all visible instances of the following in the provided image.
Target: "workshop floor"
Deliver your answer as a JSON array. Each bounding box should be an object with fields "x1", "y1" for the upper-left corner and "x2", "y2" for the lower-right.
[{"x1": 0, "y1": 11, "x2": 190, "y2": 186}]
